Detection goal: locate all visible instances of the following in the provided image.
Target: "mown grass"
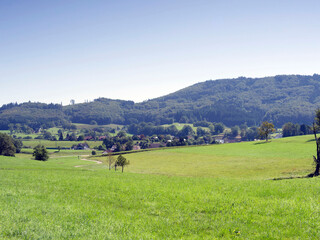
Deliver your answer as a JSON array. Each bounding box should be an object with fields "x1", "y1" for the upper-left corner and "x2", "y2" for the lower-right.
[
  {"x1": 22, "y1": 140, "x2": 103, "y2": 149},
  {"x1": 93, "y1": 135, "x2": 316, "y2": 179},
  {"x1": 1, "y1": 135, "x2": 320, "y2": 239}
]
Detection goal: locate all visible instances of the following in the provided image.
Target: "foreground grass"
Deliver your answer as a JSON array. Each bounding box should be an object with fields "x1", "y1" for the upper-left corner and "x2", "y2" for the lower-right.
[
  {"x1": 1, "y1": 135, "x2": 320, "y2": 239},
  {"x1": 1, "y1": 155, "x2": 320, "y2": 239}
]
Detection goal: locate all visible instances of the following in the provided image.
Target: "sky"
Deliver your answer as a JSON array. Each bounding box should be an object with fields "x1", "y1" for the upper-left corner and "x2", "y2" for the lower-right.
[{"x1": 0, "y1": 0, "x2": 320, "y2": 105}]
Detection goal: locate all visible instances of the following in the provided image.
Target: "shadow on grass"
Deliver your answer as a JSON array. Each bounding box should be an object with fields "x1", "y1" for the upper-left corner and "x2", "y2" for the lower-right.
[
  {"x1": 306, "y1": 139, "x2": 315, "y2": 143},
  {"x1": 272, "y1": 173, "x2": 316, "y2": 180},
  {"x1": 253, "y1": 141, "x2": 271, "y2": 145}
]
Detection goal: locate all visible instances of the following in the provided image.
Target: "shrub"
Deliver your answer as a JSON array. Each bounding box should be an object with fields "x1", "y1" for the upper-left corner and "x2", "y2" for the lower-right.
[{"x1": 33, "y1": 145, "x2": 49, "y2": 161}]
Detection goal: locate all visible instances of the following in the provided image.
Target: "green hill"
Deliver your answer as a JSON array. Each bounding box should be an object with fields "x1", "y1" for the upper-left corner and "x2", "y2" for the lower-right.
[
  {"x1": 0, "y1": 102, "x2": 67, "y2": 129},
  {"x1": 1, "y1": 74, "x2": 320, "y2": 128}
]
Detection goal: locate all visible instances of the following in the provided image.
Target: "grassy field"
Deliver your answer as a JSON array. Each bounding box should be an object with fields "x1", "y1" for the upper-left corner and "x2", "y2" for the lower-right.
[
  {"x1": 22, "y1": 140, "x2": 103, "y2": 149},
  {"x1": 74, "y1": 123, "x2": 123, "y2": 130},
  {"x1": 161, "y1": 123, "x2": 209, "y2": 132},
  {"x1": 93, "y1": 135, "x2": 316, "y2": 179},
  {"x1": 1, "y1": 135, "x2": 320, "y2": 239}
]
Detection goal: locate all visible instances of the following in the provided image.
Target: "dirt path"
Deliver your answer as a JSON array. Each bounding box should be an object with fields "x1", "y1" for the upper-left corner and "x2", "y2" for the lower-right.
[{"x1": 74, "y1": 155, "x2": 102, "y2": 168}]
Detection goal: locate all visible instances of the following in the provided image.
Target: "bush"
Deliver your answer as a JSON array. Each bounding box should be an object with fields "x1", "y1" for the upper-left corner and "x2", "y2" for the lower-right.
[
  {"x1": 33, "y1": 145, "x2": 49, "y2": 161},
  {"x1": 23, "y1": 136, "x2": 33, "y2": 139},
  {"x1": 13, "y1": 139, "x2": 23, "y2": 153},
  {"x1": 92, "y1": 150, "x2": 97, "y2": 155},
  {"x1": 0, "y1": 133, "x2": 16, "y2": 156}
]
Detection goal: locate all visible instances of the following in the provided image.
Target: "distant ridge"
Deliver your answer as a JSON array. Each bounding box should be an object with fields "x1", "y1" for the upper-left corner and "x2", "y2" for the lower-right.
[{"x1": 1, "y1": 74, "x2": 320, "y2": 129}]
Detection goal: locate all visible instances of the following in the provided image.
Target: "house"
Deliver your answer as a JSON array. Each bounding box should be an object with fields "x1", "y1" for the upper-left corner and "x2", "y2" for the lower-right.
[
  {"x1": 215, "y1": 134, "x2": 225, "y2": 144},
  {"x1": 133, "y1": 145, "x2": 141, "y2": 151},
  {"x1": 102, "y1": 150, "x2": 112, "y2": 155},
  {"x1": 72, "y1": 143, "x2": 90, "y2": 150},
  {"x1": 84, "y1": 136, "x2": 93, "y2": 141},
  {"x1": 149, "y1": 143, "x2": 165, "y2": 148},
  {"x1": 110, "y1": 145, "x2": 117, "y2": 151},
  {"x1": 235, "y1": 135, "x2": 242, "y2": 142}
]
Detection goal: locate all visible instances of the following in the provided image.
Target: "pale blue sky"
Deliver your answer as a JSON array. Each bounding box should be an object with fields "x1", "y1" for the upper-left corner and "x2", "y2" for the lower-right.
[{"x1": 1, "y1": 0, "x2": 319, "y2": 105}]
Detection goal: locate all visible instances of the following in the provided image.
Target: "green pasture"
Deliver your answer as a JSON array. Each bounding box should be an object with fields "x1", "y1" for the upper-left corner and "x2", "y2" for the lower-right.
[
  {"x1": 1, "y1": 135, "x2": 320, "y2": 239},
  {"x1": 73, "y1": 123, "x2": 122, "y2": 130},
  {"x1": 161, "y1": 123, "x2": 205, "y2": 132},
  {"x1": 93, "y1": 135, "x2": 316, "y2": 179},
  {"x1": 22, "y1": 140, "x2": 103, "y2": 149},
  {"x1": 0, "y1": 130, "x2": 38, "y2": 139}
]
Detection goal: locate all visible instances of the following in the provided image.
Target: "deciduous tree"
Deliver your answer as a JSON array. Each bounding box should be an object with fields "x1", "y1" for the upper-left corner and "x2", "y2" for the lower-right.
[
  {"x1": 259, "y1": 121, "x2": 275, "y2": 142},
  {"x1": 0, "y1": 133, "x2": 16, "y2": 156},
  {"x1": 116, "y1": 154, "x2": 129, "y2": 173},
  {"x1": 107, "y1": 151, "x2": 115, "y2": 170},
  {"x1": 311, "y1": 109, "x2": 320, "y2": 177}
]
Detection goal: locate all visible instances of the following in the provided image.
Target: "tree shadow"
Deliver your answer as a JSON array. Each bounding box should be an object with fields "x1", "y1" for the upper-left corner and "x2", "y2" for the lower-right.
[
  {"x1": 272, "y1": 174, "x2": 315, "y2": 181},
  {"x1": 253, "y1": 141, "x2": 271, "y2": 145}
]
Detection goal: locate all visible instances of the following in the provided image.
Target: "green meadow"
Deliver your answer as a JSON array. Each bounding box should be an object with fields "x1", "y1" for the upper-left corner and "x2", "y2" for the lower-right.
[
  {"x1": 108, "y1": 135, "x2": 315, "y2": 179},
  {"x1": 22, "y1": 140, "x2": 103, "y2": 149},
  {"x1": 1, "y1": 135, "x2": 320, "y2": 239}
]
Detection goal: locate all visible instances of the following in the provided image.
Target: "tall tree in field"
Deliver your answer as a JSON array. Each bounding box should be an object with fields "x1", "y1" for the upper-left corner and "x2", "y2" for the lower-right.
[
  {"x1": 311, "y1": 109, "x2": 320, "y2": 177},
  {"x1": 116, "y1": 154, "x2": 130, "y2": 173},
  {"x1": 107, "y1": 151, "x2": 115, "y2": 170},
  {"x1": 59, "y1": 132, "x2": 64, "y2": 141},
  {"x1": 259, "y1": 121, "x2": 275, "y2": 142}
]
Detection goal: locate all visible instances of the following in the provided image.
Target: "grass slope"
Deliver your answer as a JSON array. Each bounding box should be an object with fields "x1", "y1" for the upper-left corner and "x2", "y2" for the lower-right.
[
  {"x1": 1, "y1": 135, "x2": 320, "y2": 239},
  {"x1": 94, "y1": 135, "x2": 316, "y2": 179},
  {"x1": 22, "y1": 140, "x2": 103, "y2": 149}
]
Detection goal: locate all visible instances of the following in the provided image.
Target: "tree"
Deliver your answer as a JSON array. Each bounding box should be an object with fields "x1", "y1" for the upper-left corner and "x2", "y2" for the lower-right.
[
  {"x1": 107, "y1": 151, "x2": 115, "y2": 170},
  {"x1": 282, "y1": 122, "x2": 301, "y2": 137},
  {"x1": 77, "y1": 135, "x2": 84, "y2": 141},
  {"x1": 43, "y1": 131, "x2": 52, "y2": 140},
  {"x1": 125, "y1": 141, "x2": 133, "y2": 151},
  {"x1": 300, "y1": 124, "x2": 311, "y2": 135},
  {"x1": 15, "y1": 123, "x2": 22, "y2": 133},
  {"x1": 8, "y1": 123, "x2": 14, "y2": 135},
  {"x1": 13, "y1": 139, "x2": 23, "y2": 153},
  {"x1": 116, "y1": 131, "x2": 127, "y2": 138},
  {"x1": 230, "y1": 126, "x2": 240, "y2": 137},
  {"x1": 196, "y1": 127, "x2": 207, "y2": 137},
  {"x1": 90, "y1": 120, "x2": 97, "y2": 125},
  {"x1": 116, "y1": 154, "x2": 130, "y2": 173},
  {"x1": 33, "y1": 145, "x2": 49, "y2": 161},
  {"x1": 311, "y1": 109, "x2": 320, "y2": 176},
  {"x1": 0, "y1": 133, "x2": 16, "y2": 156},
  {"x1": 178, "y1": 125, "x2": 194, "y2": 137},
  {"x1": 59, "y1": 132, "x2": 64, "y2": 141},
  {"x1": 214, "y1": 123, "x2": 225, "y2": 134},
  {"x1": 259, "y1": 121, "x2": 275, "y2": 142}
]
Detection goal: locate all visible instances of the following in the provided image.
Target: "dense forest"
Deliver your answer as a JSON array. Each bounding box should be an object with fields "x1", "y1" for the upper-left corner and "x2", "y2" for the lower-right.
[{"x1": 1, "y1": 74, "x2": 320, "y2": 129}]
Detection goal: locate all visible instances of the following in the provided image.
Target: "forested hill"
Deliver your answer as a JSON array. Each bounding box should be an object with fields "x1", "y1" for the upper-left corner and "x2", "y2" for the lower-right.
[
  {"x1": 0, "y1": 102, "x2": 67, "y2": 129},
  {"x1": 144, "y1": 74, "x2": 320, "y2": 126},
  {"x1": 1, "y1": 74, "x2": 320, "y2": 129}
]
